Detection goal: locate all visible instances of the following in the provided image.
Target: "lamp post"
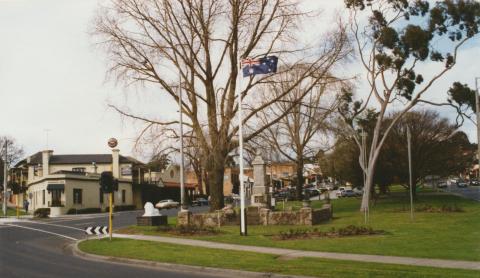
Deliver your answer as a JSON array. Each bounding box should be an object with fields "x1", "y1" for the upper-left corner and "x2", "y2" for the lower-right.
[
  {"x1": 407, "y1": 126, "x2": 414, "y2": 221},
  {"x1": 175, "y1": 74, "x2": 187, "y2": 211},
  {"x1": 2, "y1": 140, "x2": 7, "y2": 216}
]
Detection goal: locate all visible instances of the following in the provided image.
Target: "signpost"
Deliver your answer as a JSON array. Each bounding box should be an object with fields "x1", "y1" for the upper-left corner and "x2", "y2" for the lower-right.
[{"x1": 85, "y1": 226, "x2": 109, "y2": 236}]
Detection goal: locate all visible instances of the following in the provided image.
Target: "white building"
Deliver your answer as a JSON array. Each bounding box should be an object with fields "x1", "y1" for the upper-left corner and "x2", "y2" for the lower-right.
[{"x1": 13, "y1": 149, "x2": 145, "y2": 216}]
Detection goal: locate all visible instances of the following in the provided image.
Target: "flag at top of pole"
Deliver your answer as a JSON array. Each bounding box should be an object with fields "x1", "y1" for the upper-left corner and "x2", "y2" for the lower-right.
[
  {"x1": 241, "y1": 56, "x2": 278, "y2": 77},
  {"x1": 237, "y1": 55, "x2": 278, "y2": 236}
]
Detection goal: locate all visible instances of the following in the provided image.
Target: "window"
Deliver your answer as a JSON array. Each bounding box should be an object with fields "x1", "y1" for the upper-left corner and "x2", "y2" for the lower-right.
[
  {"x1": 122, "y1": 190, "x2": 126, "y2": 203},
  {"x1": 42, "y1": 190, "x2": 45, "y2": 205},
  {"x1": 73, "y1": 189, "x2": 82, "y2": 204},
  {"x1": 99, "y1": 188, "x2": 104, "y2": 204},
  {"x1": 72, "y1": 167, "x2": 86, "y2": 173},
  {"x1": 170, "y1": 170, "x2": 174, "y2": 178}
]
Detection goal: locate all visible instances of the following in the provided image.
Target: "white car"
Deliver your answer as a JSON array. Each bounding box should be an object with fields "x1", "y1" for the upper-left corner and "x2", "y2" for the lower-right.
[{"x1": 155, "y1": 199, "x2": 179, "y2": 209}]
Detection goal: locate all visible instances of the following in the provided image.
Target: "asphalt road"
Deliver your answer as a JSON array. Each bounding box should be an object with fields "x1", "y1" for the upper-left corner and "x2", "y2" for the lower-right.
[
  {"x1": 0, "y1": 206, "x2": 215, "y2": 278},
  {"x1": 442, "y1": 184, "x2": 480, "y2": 201}
]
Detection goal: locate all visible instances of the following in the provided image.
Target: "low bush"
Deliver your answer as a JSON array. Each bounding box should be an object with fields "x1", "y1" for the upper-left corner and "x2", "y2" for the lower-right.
[
  {"x1": 394, "y1": 204, "x2": 465, "y2": 213},
  {"x1": 34, "y1": 208, "x2": 50, "y2": 218},
  {"x1": 156, "y1": 225, "x2": 221, "y2": 236},
  {"x1": 67, "y1": 208, "x2": 102, "y2": 215},
  {"x1": 274, "y1": 225, "x2": 385, "y2": 240}
]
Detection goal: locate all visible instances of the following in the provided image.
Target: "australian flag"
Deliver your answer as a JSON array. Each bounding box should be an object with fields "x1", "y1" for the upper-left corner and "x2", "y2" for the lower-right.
[{"x1": 242, "y1": 56, "x2": 278, "y2": 77}]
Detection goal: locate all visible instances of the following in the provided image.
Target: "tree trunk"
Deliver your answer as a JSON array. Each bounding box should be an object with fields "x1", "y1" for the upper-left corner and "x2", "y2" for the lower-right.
[
  {"x1": 207, "y1": 150, "x2": 226, "y2": 211},
  {"x1": 295, "y1": 160, "x2": 304, "y2": 200}
]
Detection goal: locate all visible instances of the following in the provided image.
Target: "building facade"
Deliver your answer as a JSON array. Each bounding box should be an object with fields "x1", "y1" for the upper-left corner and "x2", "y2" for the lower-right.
[{"x1": 12, "y1": 149, "x2": 145, "y2": 216}]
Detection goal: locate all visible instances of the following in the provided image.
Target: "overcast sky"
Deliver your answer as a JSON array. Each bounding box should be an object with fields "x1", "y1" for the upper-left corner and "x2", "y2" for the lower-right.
[{"x1": 0, "y1": 0, "x2": 478, "y2": 161}]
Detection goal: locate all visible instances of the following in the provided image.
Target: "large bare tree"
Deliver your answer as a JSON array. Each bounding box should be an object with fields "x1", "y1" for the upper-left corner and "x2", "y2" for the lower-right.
[
  {"x1": 251, "y1": 68, "x2": 345, "y2": 199},
  {"x1": 94, "y1": 0, "x2": 349, "y2": 210},
  {"x1": 340, "y1": 0, "x2": 480, "y2": 213}
]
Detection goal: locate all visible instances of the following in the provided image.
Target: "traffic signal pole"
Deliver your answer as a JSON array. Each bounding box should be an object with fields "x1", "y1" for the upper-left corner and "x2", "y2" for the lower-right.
[{"x1": 109, "y1": 192, "x2": 113, "y2": 241}]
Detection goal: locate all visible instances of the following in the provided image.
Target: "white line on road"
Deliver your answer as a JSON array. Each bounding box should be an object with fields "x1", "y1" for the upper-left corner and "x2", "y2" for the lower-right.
[
  {"x1": 6, "y1": 224, "x2": 78, "y2": 241},
  {"x1": 24, "y1": 220, "x2": 85, "y2": 231}
]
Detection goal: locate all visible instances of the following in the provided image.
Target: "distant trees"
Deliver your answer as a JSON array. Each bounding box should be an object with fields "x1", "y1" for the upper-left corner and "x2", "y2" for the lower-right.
[
  {"x1": 0, "y1": 136, "x2": 24, "y2": 191},
  {"x1": 322, "y1": 110, "x2": 474, "y2": 197}
]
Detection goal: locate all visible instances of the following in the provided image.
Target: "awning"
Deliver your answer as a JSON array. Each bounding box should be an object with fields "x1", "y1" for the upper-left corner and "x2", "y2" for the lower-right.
[{"x1": 47, "y1": 184, "x2": 65, "y2": 191}]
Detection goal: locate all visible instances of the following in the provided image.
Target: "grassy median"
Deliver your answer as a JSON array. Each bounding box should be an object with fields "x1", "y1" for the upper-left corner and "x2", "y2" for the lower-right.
[
  {"x1": 79, "y1": 238, "x2": 479, "y2": 278},
  {"x1": 118, "y1": 191, "x2": 480, "y2": 261}
]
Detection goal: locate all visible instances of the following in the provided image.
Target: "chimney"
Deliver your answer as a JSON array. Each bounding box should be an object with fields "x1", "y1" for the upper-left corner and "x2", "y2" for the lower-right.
[
  {"x1": 42, "y1": 150, "x2": 53, "y2": 177},
  {"x1": 112, "y1": 149, "x2": 120, "y2": 179}
]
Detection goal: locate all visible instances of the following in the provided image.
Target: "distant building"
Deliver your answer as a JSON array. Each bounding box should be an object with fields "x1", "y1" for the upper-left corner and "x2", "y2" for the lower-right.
[
  {"x1": 183, "y1": 161, "x2": 320, "y2": 197},
  {"x1": 12, "y1": 149, "x2": 146, "y2": 216}
]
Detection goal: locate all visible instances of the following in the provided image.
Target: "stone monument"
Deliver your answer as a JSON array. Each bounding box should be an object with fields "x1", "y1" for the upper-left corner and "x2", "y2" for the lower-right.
[
  {"x1": 137, "y1": 202, "x2": 168, "y2": 226},
  {"x1": 250, "y1": 153, "x2": 270, "y2": 207}
]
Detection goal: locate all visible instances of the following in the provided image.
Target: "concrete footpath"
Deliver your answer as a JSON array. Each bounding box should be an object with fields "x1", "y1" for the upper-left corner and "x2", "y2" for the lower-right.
[{"x1": 113, "y1": 233, "x2": 480, "y2": 271}]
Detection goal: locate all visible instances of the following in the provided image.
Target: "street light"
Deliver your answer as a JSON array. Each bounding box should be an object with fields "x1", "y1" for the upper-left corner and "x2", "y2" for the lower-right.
[{"x1": 171, "y1": 74, "x2": 187, "y2": 211}]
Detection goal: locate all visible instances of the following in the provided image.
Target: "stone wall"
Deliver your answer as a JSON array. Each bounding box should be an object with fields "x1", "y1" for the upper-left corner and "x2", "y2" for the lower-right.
[{"x1": 177, "y1": 204, "x2": 332, "y2": 227}]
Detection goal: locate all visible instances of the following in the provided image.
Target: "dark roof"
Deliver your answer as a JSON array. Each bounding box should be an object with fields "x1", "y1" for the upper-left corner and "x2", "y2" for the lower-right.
[{"x1": 17, "y1": 152, "x2": 144, "y2": 166}]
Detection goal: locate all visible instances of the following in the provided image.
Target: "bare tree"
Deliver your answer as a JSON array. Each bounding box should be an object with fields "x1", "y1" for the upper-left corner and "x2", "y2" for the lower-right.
[
  {"x1": 251, "y1": 67, "x2": 345, "y2": 199},
  {"x1": 94, "y1": 0, "x2": 350, "y2": 210},
  {"x1": 0, "y1": 136, "x2": 25, "y2": 190},
  {"x1": 340, "y1": 0, "x2": 480, "y2": 213}
]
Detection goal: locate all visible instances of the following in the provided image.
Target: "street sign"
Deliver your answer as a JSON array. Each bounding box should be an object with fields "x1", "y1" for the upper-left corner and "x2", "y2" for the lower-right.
[{"x1": 85, "y1": 226, "x2": 109, "y2": 235}]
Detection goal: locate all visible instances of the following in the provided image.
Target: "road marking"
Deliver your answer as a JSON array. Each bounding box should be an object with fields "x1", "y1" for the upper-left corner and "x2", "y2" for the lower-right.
[
  {"x1": 74, "y1": 222, "x2": 94, "y2": 226},
  {"x1": 6, "y1": 224, "x2": 78, "y2": 241},
  {"x1": 24, "y1": 220, "x2": 85, "y2": 231}
]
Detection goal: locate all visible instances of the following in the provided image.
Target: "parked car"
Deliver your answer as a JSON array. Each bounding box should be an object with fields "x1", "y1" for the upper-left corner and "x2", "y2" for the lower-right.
[
  {"x1": 191, "y1": 198, "x2": 209, "y2": 207},
  {"x1": 336, "y1": 187, "x2": 346, "y2": 197},
  {"x1": 470, "y1": 180, "x2": 479, "y2": 186},
  {"x1": 341, "y1": 189, "x2": 356, "y2": 197},
  {"x1": 457, "y1": 181, "x2": 468, "y2": 188},
  {"x1": 353, "y1": 187, "x2": 363, "y2": 196},
  {"x1": 437, "y1": 181, "x2": 448, "y2": 188},
  {"x1": 155, "y1": 199, "x2": 179, "y2": 209}
]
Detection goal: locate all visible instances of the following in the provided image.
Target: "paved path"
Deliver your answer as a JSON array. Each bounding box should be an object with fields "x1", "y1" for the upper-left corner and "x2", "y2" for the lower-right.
[{"x1": 114, "y1": 233, "x2": 480, "y2": 271}]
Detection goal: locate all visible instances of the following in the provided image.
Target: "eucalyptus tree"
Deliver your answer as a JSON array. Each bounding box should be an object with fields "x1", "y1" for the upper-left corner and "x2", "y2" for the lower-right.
[{"x1": 340, "y1": 0, "x2": 480, "y2": 212}]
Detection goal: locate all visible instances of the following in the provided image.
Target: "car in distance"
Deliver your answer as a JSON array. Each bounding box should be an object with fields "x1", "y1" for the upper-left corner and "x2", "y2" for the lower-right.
[
  {"x1": 470, "y1": 180, "x2": 479, "y2": 186},
  {"x1": 341, "y1": 189, "x2": 356, "y2": 197},
  {"x1": 437, "y1": 181, "x2": 448, "y2": 188},
  {"x1": 155, "y1": 199, "x2": 179, "y2": 209},
  {"x1": 192, "y1": 198, "x2": 209, "y2": 207},
  {"x1": 457, "y1": 181, "x2": 468, "y2": 188}
]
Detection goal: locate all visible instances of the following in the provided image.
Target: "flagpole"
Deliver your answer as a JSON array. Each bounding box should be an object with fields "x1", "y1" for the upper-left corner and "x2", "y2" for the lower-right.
[{"x1": 238, "y1": 64, "x2": 247, "y2": 236}]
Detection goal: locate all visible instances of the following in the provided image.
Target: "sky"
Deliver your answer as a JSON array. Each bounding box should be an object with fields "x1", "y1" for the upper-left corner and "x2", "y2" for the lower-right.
[{"x1": 0, "y1": 0, "x2": 478, "y2": 161}]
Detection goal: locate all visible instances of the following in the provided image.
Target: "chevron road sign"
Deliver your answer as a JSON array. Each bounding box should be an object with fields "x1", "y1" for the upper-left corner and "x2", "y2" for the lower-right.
[{"x1": 85, "y1": 226, "x2": 109, "y2": 235}]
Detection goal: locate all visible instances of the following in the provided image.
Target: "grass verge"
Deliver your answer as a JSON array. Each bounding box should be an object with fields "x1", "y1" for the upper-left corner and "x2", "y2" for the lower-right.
[
  {"x1": 79, "y1": 238, "x2": 479, "y2": 278},
  {"x1": 118, "y1": 191, "x2": 480, "y2": 261}
]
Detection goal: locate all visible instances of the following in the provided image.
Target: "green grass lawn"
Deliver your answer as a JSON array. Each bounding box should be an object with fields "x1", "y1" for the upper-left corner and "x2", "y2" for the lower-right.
[
  {"x1": 4, "y1": 207, "x2": 27, "y2": 217},
  {"x1": 118, "y1": 191, "x2": 480, "y2": 261},
  {"x1": 79, "y1": 238, "x2": 479, "y2": 278}
]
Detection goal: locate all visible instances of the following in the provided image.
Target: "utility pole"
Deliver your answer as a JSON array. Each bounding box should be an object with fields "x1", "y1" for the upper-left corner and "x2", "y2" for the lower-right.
[
  {"x1": 3, "y1": 139, "x2": 8, "y2": 216},
  {"x1": 407, "y1": 126, "x2": 414, "y2": 221},
  {"x1": 475, "y1": 77, "x2": 480, "y2": 179}
]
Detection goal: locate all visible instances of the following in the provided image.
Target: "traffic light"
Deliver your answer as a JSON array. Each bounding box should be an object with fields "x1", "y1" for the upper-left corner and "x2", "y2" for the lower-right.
[
  {"x1": 113, "y1": 178, "x2": 119, "y2": 192},
  {"x1": 99, "y1": 171, "x2": 114, "y2": 193}
]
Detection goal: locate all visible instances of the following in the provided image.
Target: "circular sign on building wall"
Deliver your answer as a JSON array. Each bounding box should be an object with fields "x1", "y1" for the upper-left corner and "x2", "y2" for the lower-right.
[{"x1": 108, "y1": 138, "x2": 118, "y2": 148}]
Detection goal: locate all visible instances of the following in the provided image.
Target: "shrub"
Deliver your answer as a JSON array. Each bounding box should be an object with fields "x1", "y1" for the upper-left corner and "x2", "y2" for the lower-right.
[
  {"x1": 34, "y1": 208, "x2": 50, "y2": 218},
  {"x1": 156, "y1": 225, "x2": 221, "y2": 236},
  {"x1": 274, "y1": 225, "x2": 385, "y2": 240}
]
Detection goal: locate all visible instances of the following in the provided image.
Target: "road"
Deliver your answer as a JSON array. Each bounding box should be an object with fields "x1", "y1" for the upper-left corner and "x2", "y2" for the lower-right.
[
  {"x1": 442, "y1": 184, "x2": 480, "y2": 201},
  {"x1": 0, "y1": 206, "x2": 214, "y2": 278}
]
